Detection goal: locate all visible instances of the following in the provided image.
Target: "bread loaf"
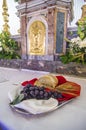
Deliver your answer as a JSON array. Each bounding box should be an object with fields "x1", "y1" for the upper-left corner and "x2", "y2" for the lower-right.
[
  {"x1": 55, "y1": 81, "x2": 81, "y2": 97},
  {"x1": 34, "y1": 74, "x2": 58, "y2": 89}
]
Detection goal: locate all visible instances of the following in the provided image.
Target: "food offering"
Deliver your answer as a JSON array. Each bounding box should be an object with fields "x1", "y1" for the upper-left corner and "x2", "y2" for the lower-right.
[{"x1": 8, "y1": 74, "x2": 81, "y2": 115}]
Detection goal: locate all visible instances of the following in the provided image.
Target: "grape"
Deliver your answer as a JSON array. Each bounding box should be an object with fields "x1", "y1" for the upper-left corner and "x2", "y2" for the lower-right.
[
  {"x1": 40, "y1": 95, "x2": 44, "y2": 99},
  {"x1": 39, "y1": 91, "x2": 44, "y2": 96},
  {"x1": 48, "y1": 91, "x2": 52, "y2": 97},
  {"x1": 25, "y1": 84, "x2": 30, "y2": 88},
  {"x1": 29, "y1": 87, "x2": 34, "y2": 91},
  {"x1": 30, "y1": 91, "x2": 35, "y2": 97},
  {"x1": 34, "y1": 90, "x2": 39, "y2": 95},
  {"x1": 23, "y1": 87, "x2": 29, "y2": 91},
  {"x1": 57, "y1": 92, "x2": 63, "y2": 98},
  {"x1": 20, "y1": 84, "x2": 63, "y2": 101},
  {"x1": 44, "y1": 92, "x2": 49, "y2": 99},
  {"x1": 53, "y1": 91, "x2": 58, "y2": 98},
  {"x1": 39, "y1": 87, "x2": 45, "y2": 91},
  {"x1": 34, "y1": 86, "x2": 39, "y2": 90}
]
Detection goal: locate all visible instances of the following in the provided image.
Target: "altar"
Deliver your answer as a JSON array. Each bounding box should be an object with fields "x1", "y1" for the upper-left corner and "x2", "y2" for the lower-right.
[{"x1": 17, "y1": 0, "x2": 73, "y2": 60}]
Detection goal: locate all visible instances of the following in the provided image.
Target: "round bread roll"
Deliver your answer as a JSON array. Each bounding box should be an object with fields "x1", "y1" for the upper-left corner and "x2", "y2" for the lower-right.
[{"x1": 34, "y1": 74, "x2": 58, "y2": 89}]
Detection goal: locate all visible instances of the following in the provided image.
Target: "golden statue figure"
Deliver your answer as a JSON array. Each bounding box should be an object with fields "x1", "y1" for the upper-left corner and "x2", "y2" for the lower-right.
[{"x1": 29, "y1": 21, "x2": 46, "y2": 55}]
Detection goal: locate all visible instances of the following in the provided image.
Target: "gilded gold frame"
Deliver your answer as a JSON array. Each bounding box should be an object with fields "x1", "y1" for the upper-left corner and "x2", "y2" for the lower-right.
[{"x1": 28, "y1": 21, "x2": 46, "y2": 55}]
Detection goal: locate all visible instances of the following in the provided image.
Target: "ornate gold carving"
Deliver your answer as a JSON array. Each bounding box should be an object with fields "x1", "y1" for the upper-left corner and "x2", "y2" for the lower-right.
[
  {"x1": 29, "y1": 21, "x2": 46, "y2": 55},
  {"x1": 77, "y1": 5, "x2": 86, "y2": 24},
  {"x1": 81, "y1": 5, "x2": 86, "y2": 18},
  {"x1": 2, "y1": 0, "x2": 10, "y2": 34}
]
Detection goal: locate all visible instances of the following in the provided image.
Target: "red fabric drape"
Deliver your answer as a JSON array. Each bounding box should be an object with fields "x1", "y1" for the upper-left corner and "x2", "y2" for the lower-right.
[{"x1": 21, "y1": 76, "x2": 81, "y2": 102}]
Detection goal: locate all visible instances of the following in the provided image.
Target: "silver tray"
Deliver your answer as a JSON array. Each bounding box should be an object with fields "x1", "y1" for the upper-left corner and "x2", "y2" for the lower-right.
[{"x1": 10, "y1": 98, "x2": 74, "y2": 115}]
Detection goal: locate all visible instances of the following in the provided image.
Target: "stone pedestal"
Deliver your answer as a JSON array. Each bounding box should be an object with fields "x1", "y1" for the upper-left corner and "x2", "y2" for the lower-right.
[{"x1": 17, "y1": 0, "x2": 72, "y2": 60}]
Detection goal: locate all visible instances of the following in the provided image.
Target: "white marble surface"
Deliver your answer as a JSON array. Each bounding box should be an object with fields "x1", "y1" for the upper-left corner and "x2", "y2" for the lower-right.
[{"x1": 0, "y1": 67, "x2": 86, "y2": 130}]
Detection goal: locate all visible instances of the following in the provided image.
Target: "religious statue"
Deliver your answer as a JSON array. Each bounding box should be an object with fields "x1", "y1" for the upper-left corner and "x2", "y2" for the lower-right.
[{"x1": 28, "y1": 21, "x2": 46, "y2": 55}]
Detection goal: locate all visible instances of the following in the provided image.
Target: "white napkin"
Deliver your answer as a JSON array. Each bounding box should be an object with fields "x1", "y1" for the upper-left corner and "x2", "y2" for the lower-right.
[
  {"x1": 14, "y1": 98, "x2": 58, "y2": 114},
  {"x1": 8, "y1": 86, "x2": 58, "y2": 114},
  {"x1": 8, "y1": 85, "x2": 23, "y2": 101}
]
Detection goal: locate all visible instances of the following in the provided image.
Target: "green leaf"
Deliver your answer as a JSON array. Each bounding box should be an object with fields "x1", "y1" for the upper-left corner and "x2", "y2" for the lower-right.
[
  {"x1": 0, "y1": 31, "x2": 21, "y2": 59},
  {"x1": 10, "y1": 94, "x2": 24, "y2": 105},
  {"x1": 80, "y1": 32, "x2": 85, "y2": 40}
]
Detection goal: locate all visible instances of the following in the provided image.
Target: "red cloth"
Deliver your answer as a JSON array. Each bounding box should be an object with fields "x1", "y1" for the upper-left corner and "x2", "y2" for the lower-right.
[
  {"x1": 21, "y1": 78, "x2": 37, "y2": 86},
  {"x1": 21, "y1": 76, "x2": 81, "y2": 102},
  {"x1": 58, "y1": 93, "x2": 76, "y2": 102},
  {"x1": 21, "y1": 76, "x2": 67, "y2": 86},
  {"x1": 56, "y1": 76, "x2": 67, "y2": 85}
]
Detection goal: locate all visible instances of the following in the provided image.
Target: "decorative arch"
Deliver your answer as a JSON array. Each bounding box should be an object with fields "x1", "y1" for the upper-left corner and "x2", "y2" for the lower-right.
[{"x1": 27, "y1": 15, "x2": 48, "y2": 55}]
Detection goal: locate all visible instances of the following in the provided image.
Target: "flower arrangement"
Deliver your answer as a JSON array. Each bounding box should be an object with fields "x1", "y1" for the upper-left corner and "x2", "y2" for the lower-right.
[
  {"x1": 0, "y1": 31, "x2": 21, "y2": 59},
  {"x1": 60, "y1": 17, "x2": 86, "y2": 64}
]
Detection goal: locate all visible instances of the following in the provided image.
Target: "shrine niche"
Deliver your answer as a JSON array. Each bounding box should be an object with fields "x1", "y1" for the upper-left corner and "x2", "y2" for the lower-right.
[
  {"x1": 17, "y1": 0, "x2": 72, "y2": 60},
  {"x1": 28, "y1": 21, "x2": 46, "y2": 55}
]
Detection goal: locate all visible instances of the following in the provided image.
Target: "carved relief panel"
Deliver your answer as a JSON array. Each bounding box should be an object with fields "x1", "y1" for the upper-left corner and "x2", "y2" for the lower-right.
[{"x1": 28, "y1": 21, "x2": 46, "y2": 55}]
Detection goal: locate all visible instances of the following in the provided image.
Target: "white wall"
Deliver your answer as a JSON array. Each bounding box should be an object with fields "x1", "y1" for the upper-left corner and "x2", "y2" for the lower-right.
[{"x1": 0, "y1": 0, "x2": 86, "y2": 35}]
